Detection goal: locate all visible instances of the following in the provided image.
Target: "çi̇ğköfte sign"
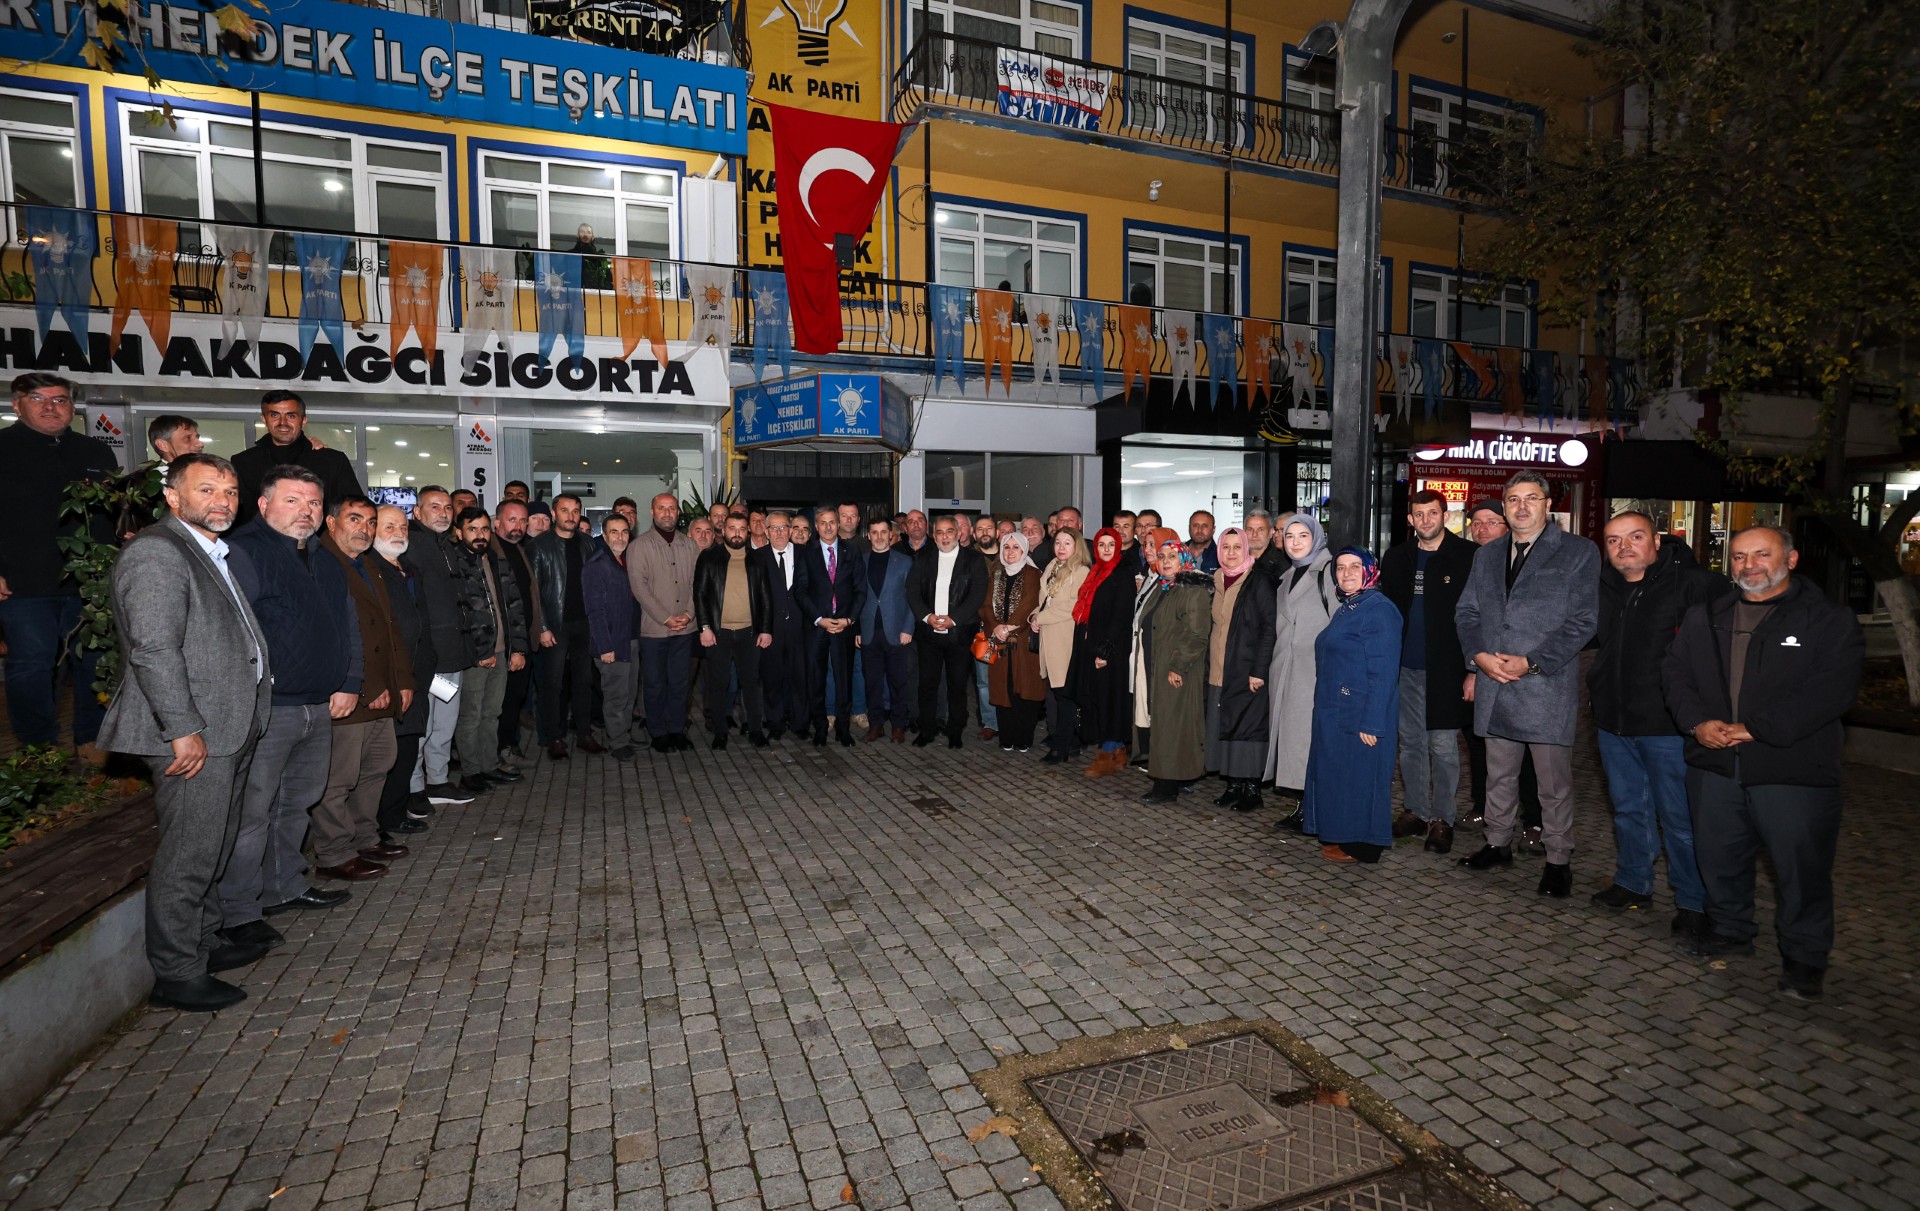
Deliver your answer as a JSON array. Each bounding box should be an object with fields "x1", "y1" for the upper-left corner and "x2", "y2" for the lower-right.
[{"x1": 0, "y1": 0, "x2": 747, "y2": 155}]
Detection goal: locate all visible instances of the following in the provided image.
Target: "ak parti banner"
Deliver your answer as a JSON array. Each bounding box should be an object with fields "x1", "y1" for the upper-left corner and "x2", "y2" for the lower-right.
[
  {"x1": 388, "y1": 241, "x2": 445, "y2": 361},
  {"x1": 977, "y1": 287, "x2": 1014, "y2": 396},
  {"x1": 1118, "y1": 304, "x2": 1154, "y2": 400},
  {"x1": 110, "y1": 215, "x2": 176, "y2": 356},
  {"x1": 766, "y1": 102, "x2": 911, "y2": 353},
  {"x1": 614, "y1": 257, "x2": 669, "y2": 366}
]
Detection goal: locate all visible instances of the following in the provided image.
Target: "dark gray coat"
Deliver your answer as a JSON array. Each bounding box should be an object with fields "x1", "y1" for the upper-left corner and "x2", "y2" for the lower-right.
[
  {"x1": 1455, "y1": 522, "x2": 1599, "y2": 745},
  {"x1": 98, "y1": 518, "x2": 273, "y2": 757}
]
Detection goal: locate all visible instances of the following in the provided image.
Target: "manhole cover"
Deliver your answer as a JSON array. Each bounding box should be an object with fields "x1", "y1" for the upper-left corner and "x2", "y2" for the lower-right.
[{"x1": 1027, "y1": 1033, "x2": 1463, "y2": 1211}]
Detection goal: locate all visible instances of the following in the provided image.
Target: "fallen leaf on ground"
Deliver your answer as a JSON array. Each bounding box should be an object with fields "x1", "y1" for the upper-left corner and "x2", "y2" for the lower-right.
[
  {"x1": 966, "y1": 1115, "x2": 1020, "y2": 1143},
  {"x1": 1417, "y1": 1130, "x2": 1441, "y2": 1148},
  {"x1": 1709, "y1": 960, "x2": 1728, "y2": 970},
  {"x1": 1169, "y1": 1036, "x2": 1188, "y2": 1050},
  {"x1": 1317, "y1": 1089, "x2": 1350, "y2": 1107},
  {"x1": 329, "y1": 1028, "x2": 348, "y2": 1046},
  {"x1": 839, "y1": 1180, "x2": 856, "y2": 1203},
  {"x1": 269, "y1": 1190, "x2": 286, "y2": 1200}
]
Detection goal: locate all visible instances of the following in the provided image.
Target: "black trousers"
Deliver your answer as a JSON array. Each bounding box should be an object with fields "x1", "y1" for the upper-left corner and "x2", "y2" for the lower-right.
[
  {"x1": 1468, "y1": 731, "x2": 1541, "y2": 827},
  {"x1": 810, "y1": 625, "x2": 856, "y2": 733},
  {"x1": 997, "y1": 697, "x2": 1041, "y2": 749},
  {"x1": 916, "y1": 631, "x2": 973, "y2": 742},
  {"x1": 1046, "y1": 692, "x2": 1081, "y2": 758},
  {"x1": 378, "y1": 733, "x2": 422, "y2": 835},
  {"x1": 1689, "y1": 767, "x2": 1842, "y2": 968},
  {"x1": 862, "y1": 635, "x2": 912, "y2": 728},
  {"x1": 762, "y1": 622, "x2": 811, "y2": 735},
  {"x1": 536, "y1": 620, "x2": 598, "y2": 744},
  {"x1": 704, "y1": 628, "x2": 765, "y2": 735},
  {"x1": 497, "y1": 662, "x2": 534, "y2": 754}
]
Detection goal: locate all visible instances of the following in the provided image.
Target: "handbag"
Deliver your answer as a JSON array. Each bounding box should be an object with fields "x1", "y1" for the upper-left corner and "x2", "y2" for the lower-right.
[
  {"x1": 1026, "y1": 629, "x2": 1041, "y2": 654},
  {"x1": 971, "y1": 629, "x2": 998, "y2": 664}
]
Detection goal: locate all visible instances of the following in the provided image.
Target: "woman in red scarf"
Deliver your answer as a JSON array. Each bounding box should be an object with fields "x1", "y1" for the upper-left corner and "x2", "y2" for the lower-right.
[{"x1": 1065, "y1": 528, "x2": 1137, "y2": 776}]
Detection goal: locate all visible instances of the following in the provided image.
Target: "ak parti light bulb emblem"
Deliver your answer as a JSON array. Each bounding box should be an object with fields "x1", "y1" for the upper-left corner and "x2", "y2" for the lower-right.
[{"x1": 770, "y1": 0, "x2": 852, "y2": 67}]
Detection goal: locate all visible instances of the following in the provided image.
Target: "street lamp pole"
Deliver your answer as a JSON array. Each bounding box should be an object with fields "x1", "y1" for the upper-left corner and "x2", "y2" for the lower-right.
[{"x1": 1314, "y1": 0, "x2": 1414, "y2": 550}]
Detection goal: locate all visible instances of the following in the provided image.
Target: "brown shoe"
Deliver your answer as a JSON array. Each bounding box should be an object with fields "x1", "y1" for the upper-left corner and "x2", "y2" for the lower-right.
[
  {"x1": 890, "y1": 727, "x2": 908, "y2": 743},
  {"x1": 1423, "y1": 821, "x2": 1455, "y2": 854},
  {"x1": 314, "y1": 857, "x2": 387, "y2": 881},
  {"x1": 576, "y1": 736, "x2": 607, "y2": 755},
  {"x1": 1391, "y1": 811, "x2": 1426, "y2": 839},
  {"x1": 1320, "y1": 844, "x2": 1358, "y2": 864},
  {"x1": 977, "y1": 728, "x2": 997, "y2": 742},
  {"x1": 864, "y1": 724, "x2": 886, "y2": 741},
  {"x1": 547, "y1": 741, "x2": 569, "y2": 760},
  {"x1": 1083, "y1": 750, "x2": 1116, "y2": 778},
  {"x1": 359, "y1": 843, "x2": 409, "y2": 861}
]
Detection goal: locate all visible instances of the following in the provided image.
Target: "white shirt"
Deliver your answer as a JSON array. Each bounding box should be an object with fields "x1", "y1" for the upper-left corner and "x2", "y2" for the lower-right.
[
  {"x1": 932, "y1": 546, "x2": 960, "y2": 620},
  {"x1": 770, "y1": 542, "x2": 795, "y2": 590},
  {"x1": 182, "y1": 520, "x2": 262, "y2": 682}
]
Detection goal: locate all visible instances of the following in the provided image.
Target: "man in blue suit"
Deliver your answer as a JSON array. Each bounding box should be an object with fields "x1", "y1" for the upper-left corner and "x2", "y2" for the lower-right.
[
  {"x1": 803, "y1": 507, "x2": 868, "y2": 747},
  {"x1": 750, "y1": 510, "x2": 813, "y2": 741},
  {"x1": 855, "y1": 518, "x2": 915, "y2": 742}
]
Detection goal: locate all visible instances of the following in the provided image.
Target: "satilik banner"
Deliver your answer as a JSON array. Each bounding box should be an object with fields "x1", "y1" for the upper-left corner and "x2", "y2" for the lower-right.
[{"x1": 995, "y1": 50, "x2": 1108, "y2": 131}]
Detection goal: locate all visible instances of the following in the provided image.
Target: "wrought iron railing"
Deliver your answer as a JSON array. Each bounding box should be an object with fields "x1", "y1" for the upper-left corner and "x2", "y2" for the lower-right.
[
  {"x1": 0, "y1": 203, "x2": 1633, "y2": 421},
  {"x1": 893, "y1": 31, "x2": 1502, "y2": 203}
]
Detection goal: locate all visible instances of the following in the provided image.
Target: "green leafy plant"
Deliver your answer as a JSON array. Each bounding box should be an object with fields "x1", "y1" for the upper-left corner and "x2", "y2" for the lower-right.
[
  {"x1": 679, "y1": 482, "x2": 738, "y2": 530},
  {"x1": 57, "y1": 465, "x2": 166, "y2": 697},
  {"x1": 1, "y1": 271, "x2": 32, "y2": 303},
  {"x1": 0, "y1": 746, "x2": 123, "y2": 852}
]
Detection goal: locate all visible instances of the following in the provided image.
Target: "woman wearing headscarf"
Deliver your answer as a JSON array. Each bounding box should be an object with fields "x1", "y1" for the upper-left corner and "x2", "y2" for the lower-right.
[
  {"x1": 1303, "y1": 548, "x2": 1402, "y2": 863},
  {"x1": 980, "y1": 531, "x2": 1047, "y2": 751},
  {"x1": 1032, "y1": 528, "x2": 1091, "y2": 765},
  {"x1": 1207, "y1": 528, "x2": 1276, "y2": 811},
  {"x1": 1068, "y1": 528, "x2": 1135, "y2": 776},
  {"x1": 1127, "y1": 527, "x2": 1179, "y2": 770},
  {"x1": 1264, "y1": 514, "x2": 1338, "y2": 829},
  {"x1": 1140, "y1": 532, "x2": 1214, "y2": 804}
]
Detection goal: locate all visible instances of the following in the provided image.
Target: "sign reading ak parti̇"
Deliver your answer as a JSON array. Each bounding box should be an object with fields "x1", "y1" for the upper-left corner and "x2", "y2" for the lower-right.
[
  {"x1": 0, "y1": 0, "x2": 746, "y2": 156},
  {"x1": 528, "y1": 0, "x2": 726, "y2": 57}
]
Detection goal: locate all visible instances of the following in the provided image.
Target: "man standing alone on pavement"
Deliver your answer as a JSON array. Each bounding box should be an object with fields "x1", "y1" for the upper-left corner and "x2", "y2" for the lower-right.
[
  {"x1": 1382, "y1": 489, "x2": 1478, "y2": 854},
  {"x1": 1588, "y1": 512, "x2": 1728, "y2": 935},
  {"x1": 1664, "y1": 526, "x2": 1862, "y2": 1000},
  {"x1": 1455, "y1": 470, "x2": 1599, "y2": 897},
  {"x1": 99, "y1": 454, "x2": 274, "y2": 1012}
]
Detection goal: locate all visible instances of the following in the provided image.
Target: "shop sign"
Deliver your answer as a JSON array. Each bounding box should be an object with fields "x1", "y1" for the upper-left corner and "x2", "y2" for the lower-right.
[
  {"x1": 528, "y1": 0, "x2": 724, "y2": 57},
  {"x1": 1414, "y1": 431, "x2": 1593, "y2": 468},
  {"x1": 0, "y1": 312, "x2": 732, "y2": 406},
  {"x1": 84, "y1": 403, "x2": 134, "y2": 472},
  {"x1": 733, "y1": 371, "x2": 910, "y2": 452},
  {"x1": 1, "y1": 0, "x2": 747, "y2": 155},
  {"x1": 1425, "y1": 478, "x2": 1471, "y2": 504},
  {"x1": 456, "y1": 414, "x2": 501, "y2": 509}
]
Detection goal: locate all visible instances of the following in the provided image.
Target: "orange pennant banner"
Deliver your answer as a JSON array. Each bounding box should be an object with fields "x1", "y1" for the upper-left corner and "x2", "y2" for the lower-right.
[
  {"x1": 388, "y1": 241, "x2": 445, "y2": 361},
  {"x1": 1118, "y1": 304, "x2": 1153, "y2": 400},
  {"x1": 1451, "y1": 342, "x2": 1498, "y2": 399},
  {"x1": 1243, "y1": 318, "x2": 1274, "y2": 406},
  {"x1": 614, "y1": 257, "x2": 668, "y2": 366},
  {"x1": 111, "y1": 215, "x2": 176, "y2": 355},
  {"x1": 977, "y1": 288, "x2": 1014, "y2": 396}
]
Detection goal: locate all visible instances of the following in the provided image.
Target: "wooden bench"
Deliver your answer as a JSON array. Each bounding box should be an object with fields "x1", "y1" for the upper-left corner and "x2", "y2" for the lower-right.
[{"x1": 0, "y1": 793, "x2": 156, "y2": 981}]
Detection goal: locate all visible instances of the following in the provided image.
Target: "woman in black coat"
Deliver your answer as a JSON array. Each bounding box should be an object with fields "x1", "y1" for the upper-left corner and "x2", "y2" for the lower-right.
[
  {"x1": 1208, "y1": 528, "x2": 1277, "y2": 810},
  {"x1": 1067, "y1": 528, "x2": 1136, "y2": 776}
]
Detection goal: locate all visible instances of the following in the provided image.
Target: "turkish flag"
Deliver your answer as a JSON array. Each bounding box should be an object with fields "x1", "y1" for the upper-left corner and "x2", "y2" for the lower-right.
[{"x1": 767, "y1": 102, "x2": 911, "y2": 354}]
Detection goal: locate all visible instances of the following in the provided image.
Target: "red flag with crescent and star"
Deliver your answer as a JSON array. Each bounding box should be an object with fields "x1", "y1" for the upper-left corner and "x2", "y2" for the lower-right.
[{"x1": 766, "y1": 102, "x2": 912, "y2": 355}]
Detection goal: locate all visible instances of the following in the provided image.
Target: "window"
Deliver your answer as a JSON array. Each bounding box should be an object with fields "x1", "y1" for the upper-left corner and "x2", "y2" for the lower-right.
[
  {"x1": 1282, "y1": 53, "x2": 1337, "y2": 164},
  {"x1": 909, "y1": 0, "x2": 1084, "y2": 102},
  {"x1": 1, "y1": 91, "x2": 81, "y2": 212},
  {"x1": 1409, "y1": 269, "x2": 1531, "y2": 345},
  {"x1": 366, "y1": 423, "x2": 456, "y2": 490},
  {"x1": 934, "y1": 203, "x2": 1078, "y2": 297},
  {"x1": 1126, "y1": 229, "x2": 1239, "y2": 313},
  {"x1": 1284, "y1": 252, "x2": 1336, "y2": 326},
  {"x1": 1124, "y1": 19, "x2": 1246, "y2": 149},
  {"x1": 924, "y1": 451, "x2": 1072, "y2": 519},
  {"x1": 123, "y1": 110, "x2": 447, "y2": 259},
  {"x1": 480, "y1": 153, "x2": 676, "y2": 287},
  {"x1": 1408, "y1": 86, "x2": 1527, "y2": 194}
]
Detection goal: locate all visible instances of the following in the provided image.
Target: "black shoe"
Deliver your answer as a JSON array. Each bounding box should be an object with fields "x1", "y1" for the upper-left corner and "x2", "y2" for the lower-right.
[
  {"x1": 206, "y1": 939, "x2": 271, "y2": 973},
  {"x1": 1140, "y1": 779, "x2": 1181, "y2": 805},
  {"x1": 1682, "y1": 932, "x2": 1756, "y2": 959},
  {"x1": 1459, "y1": 843, "x2": 1513, "y2": 870},
  {"x1": 749, "y1": 731, "x2": 769, "y2": 748},
  {"x1": 912, "y1": 732, "x2": 937, "y2": 747},
  {"x1": 947, "y1": 736, "x2": 963, "y2": 749},
  {"x1": 672, "y1": 733, "x2": 695, "y2": 752},
  {"x1": 711, "y1": 733, "x2": 728, "y2": 750},
  {"x1": 1231, "y1": 784, "x2": 1264, "y2": 812},
  {"x1": 425, "y1": 782, "x2": 475, "y2": 805},
  {"x1": 1671, "y1": 909, "x2": 1710, "y2": 939},
  {"x1": 1590, "y1": 883, "x2": 1653, "y2": 910},
  {"x1": 1778, "y1": 959, "x2": 1825, "y2": 1001},
  {"x1": 612, "y1": 745, "x2": 636, "y2": 759},
  {"x1": 651, "y1": 736, "x2": 672, "y2": 753},
  {"x1": 220, "y1": 920, "x2": 284, "y2": 950},
  {"x1": 1274, "y1": 809, "x2": 1306, "y2": 835},
  {"x1": 387, "y1": 818, "x2": 428, "y2": 835},
  {"x1": 479, "y1": 769, "x2": 519, "y2": 787},
  {"x1": 149, "y1": 975, "x2": 246, "y2": 1013},
  {"x1": 263, "y1": 886, "x2": 351, "y2": 915},
  {"x1": 485, "y1": 765, "x2": 523, "y2": 783},
  {"x1": 813, "y1": 728, "x2": 828, "y2": 747},
  {"x1": 1391, "y1": 811, "x2": 1427, "y2": 838},
  {"x1": 1214, "y1": 783, "x2": 1241, "y2": 806},
  {"x1": 1537, "y1": 863, "x2": 1573, "y2": 898},
  {"x1": 837, "y1": 731, "x2": 855, "y2": 747},
  {"x1": 1041, "y1": 751, "x2": 1067, "y2": 766},
  {"x1": 405, "y1": 793, "x2": 434, "y2": 820},
  {"x1": 1423, "y1": 821, "x2": 1455, "y2": 854},
  {"x1": 460, "y1": 775, "x2": 492, "y2": 794}
]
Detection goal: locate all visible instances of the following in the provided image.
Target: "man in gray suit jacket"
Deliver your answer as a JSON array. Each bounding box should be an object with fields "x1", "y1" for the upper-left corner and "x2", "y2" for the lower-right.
[
  {"x1": 1454, "y1": 470, "x2": 1600, "y2": 898},
  {"x1": 97, "y1": 455, "x2": 275, "y2": 1013}
]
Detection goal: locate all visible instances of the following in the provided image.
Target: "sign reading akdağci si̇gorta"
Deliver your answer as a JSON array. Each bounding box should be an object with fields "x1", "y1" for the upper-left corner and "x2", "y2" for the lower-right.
[{"x1": 0, "y1": 0, "x2": 747, "y2": 155}]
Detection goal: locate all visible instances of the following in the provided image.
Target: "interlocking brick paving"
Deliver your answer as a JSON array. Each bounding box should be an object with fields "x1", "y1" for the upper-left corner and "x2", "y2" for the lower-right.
[{"x1": 1, "y1": 727, "x2": 1914, "y2": 1211}]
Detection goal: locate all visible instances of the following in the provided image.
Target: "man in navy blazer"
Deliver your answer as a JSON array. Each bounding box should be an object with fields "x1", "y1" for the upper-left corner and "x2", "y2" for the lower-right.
[
  {"x1": 802, "y1": 507, "x2": 868, "y2": 746},
  {"x1": 750, "y1": 509, "x2": 813, "y2": 740},
  {"x1": 855, "y1": 518, "x2": 915, "y2": 741}
]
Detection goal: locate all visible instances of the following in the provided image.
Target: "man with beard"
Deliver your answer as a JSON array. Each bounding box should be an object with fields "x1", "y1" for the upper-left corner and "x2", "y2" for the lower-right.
[
  {"x1": 371, "y1": 505, "x2": 435, "y2": 845},
  {"x1": 451, "y1": 509, "x2": 530, "y2": 795},
  {"x1": 99, "y1": 455, "x2": 274, "y2": 1011},
  {"x1": 403, "y1": 488, "x2": 476, "y2": 806},
  {"x1": 629, "y1": 492, "x2": 700, "y2": 751},
  {"x1": 902, "y1": 509, "x2": 930, "y2": 556},
  {"x1": 492, "y1": 499, "x2": 545, "y2": 765},
  {"x1": 1664, "y1": 526, "x2": 1862, "y2": 1000},
  {"x1": 529, "y1": 494, "x2": 603, "y2": 758},
  {"x1": 230, "y1": 391, "x2": 363, "y2": 524},
  {"x1": 694, "y1": 513, "x2": 771, "y2": 748}
]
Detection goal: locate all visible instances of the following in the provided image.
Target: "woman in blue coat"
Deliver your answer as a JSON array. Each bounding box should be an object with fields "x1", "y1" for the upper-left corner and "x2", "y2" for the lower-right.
[{"x1": 1302, "y1": 548, "x2": 1402, "y2": 863}]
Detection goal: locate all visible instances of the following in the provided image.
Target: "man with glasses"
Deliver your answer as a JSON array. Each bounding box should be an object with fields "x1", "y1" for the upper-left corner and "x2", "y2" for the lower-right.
[
  {"x1": 0, "y1": 373, "x2": 121, "y2": 750},
  {"x1": 1462, "y1": 500, "x2": 1544, "y2": 846},
  {"x1": 1455, "y1": 471, "x2": 1599, "y2": 898}
]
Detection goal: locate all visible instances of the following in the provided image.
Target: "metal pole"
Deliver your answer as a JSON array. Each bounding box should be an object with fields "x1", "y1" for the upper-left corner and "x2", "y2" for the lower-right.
[
  {"x1": 250, "y1": 91, "x2": 265, "y2": 227},
  {"x1": 1452, "y1": 6, "x2": 1468, "y2": 340},
  {"x1": 1223, "y1": 0, "x2": 1233, "y2": 315},
  {"x1": 921, "y1": 0, "x2": 933, "y2": 294},
  {"x1": 1328, "y1": 0, "x2": 1416, "y2": 549}
]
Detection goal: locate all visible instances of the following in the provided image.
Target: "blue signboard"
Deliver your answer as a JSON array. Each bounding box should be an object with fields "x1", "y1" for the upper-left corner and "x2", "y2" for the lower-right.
[
  {"x1": 734, "y1": 373, "x2": 912, "y2": 453},
  {"x1": 817, "y1": 374, "x2": 883, "y2": 440},
  {"x1": 0, "y1": 0, "x2": 747, "y2": 155},
  {"x1": 733, "y1": 376, "x2": 818, "y2": 446}
]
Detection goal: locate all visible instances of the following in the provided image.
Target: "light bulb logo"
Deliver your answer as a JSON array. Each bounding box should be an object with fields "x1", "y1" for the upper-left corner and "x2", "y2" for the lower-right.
[{"x1": 766, "y1": 0, "x2": 855, "y2": 67}]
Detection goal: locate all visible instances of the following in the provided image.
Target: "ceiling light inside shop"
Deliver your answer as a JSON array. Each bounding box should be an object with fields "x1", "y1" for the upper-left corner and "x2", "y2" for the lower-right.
[
  {"x1": 1175, "y1": 469, "x2": 1210, "y2": 476},
  {"x1": 1132, "y1": 461, "x2": 1172, "y2": 469},
  {"x1": 418, "y1": 452, "x2": 429, "y2": 457},
  {"x1": 1119, "y1": 478, "x2": 1145, "y2": 485},
  {"x1": 323, "y1": 179, "x2": 344, "y2": 192},
  {"x1": 367, "y1": 426, "x2": 380, "y2": 431},
  {"x1": 394, "y1": 440, "x2": 408, "y2": 447}
]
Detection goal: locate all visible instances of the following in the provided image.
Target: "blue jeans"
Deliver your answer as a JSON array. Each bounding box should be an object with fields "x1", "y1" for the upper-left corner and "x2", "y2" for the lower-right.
[
  {"x1": 974, "y1": 657, "x2": 998, "y2": 729},
  {"x1": 1396, "y1": 668, "x2": 1459, "y2": 824},
  {"x1": 0, "y1": 594, "x2": 103, "y2": 746},
  {"x1": 1597, "y1": 730, "x2": 1704, "y2": 910},
  {"x1": 639, "y1": 634, "x2": 693, "y2": 736}
]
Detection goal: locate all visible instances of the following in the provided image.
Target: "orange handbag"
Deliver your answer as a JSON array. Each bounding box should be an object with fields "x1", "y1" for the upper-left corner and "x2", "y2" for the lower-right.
[{"x1": 971, "y1": 629, "x2": 998, "y2": 664}]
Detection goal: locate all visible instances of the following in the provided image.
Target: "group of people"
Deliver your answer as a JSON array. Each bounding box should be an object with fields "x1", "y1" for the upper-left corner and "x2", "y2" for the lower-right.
[{"x1": 4, "y1": 371, "x2": 1864, "y2": 1013}]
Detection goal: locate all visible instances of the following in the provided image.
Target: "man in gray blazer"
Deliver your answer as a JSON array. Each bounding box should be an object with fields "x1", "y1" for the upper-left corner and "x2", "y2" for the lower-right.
[
  {"x1": 98, "y1": 455, "x2": 275, "y2": 1012},
  {"x1": 1455, "y1": 470, "x2": 1600, "y2": 898}
]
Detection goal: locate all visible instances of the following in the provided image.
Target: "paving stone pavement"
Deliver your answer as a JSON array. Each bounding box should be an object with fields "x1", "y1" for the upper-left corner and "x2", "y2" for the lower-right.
[{"x1": 2, "y1": 725, "x2": 1915, "y2": 1211}]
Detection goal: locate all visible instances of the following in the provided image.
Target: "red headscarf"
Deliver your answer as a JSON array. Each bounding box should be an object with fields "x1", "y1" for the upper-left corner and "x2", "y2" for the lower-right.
[{"x1": 1072, "y1": 527, "x2": 1124, "y2": 624}]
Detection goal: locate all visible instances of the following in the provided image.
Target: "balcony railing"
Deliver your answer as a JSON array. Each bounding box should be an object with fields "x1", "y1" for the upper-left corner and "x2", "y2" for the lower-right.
[
  {"x1": 0, "y1": 204, "x2": 1633, "y2": 422},
  {"x1": 892, "y1": 31, "x2": 1498, "y2": 203}
]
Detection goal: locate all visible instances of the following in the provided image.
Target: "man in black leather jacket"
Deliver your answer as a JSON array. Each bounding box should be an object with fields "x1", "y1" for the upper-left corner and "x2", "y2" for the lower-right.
[
  {"x1": 527, "y1": 493, "x2": 603, "y2": 758},
  {"x1": 693, "y1": 513, "x2": 772, "y2": 747}
]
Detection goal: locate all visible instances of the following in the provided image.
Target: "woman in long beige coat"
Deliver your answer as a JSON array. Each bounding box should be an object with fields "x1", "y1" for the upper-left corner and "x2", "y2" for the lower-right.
[{"x1": 1032, "y1": 529, "x2": 1090, "y2": 765}]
